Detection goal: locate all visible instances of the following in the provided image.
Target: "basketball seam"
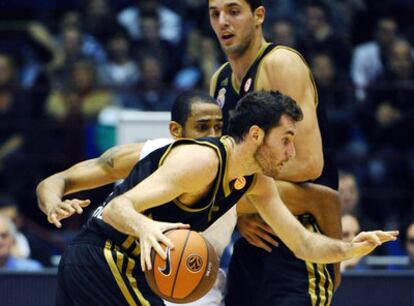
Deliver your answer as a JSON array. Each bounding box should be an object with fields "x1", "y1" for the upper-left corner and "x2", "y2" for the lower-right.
[{"x1": 170, "y1": 230, "x2": 192, "y2": 298}]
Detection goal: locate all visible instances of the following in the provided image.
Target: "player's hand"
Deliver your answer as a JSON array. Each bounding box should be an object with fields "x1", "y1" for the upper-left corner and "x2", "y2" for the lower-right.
[
  {"x1": 139, "y1": 220, "x2": 190, "y2": 272},
  {"x1": 47, "y1": 199, "x2": 91, "y2": 228},
  {"x1": 349, "y1": 230, "x2": 398, "y2": 257},
  {"x1": 237, "y1": 214, "x2": 278, "y2": 252}
]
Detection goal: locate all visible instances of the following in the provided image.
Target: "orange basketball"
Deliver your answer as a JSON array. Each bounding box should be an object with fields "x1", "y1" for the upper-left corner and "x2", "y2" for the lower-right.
[{"x1": 144, "y1": 229, "x2": 219, "y2": 303}]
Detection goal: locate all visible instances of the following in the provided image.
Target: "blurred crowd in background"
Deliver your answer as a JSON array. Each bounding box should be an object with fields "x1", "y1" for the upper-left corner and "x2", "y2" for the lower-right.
[{"x1": 0, "y1": 0, "x2": 414, "y2": 270}]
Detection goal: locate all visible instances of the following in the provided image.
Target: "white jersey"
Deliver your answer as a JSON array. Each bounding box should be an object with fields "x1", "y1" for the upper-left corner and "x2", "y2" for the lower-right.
[{"x1": 140, "y1": 138, "x2": 237, "y2": 306}]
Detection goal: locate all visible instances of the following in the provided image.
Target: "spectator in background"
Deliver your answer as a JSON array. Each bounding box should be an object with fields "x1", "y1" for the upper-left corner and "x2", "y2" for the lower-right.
[
  {"x1": 340, "y1": 214, "x2": 365, "y2": 271},
  {"x1": 98, "y1": 30, "x2": 140, "y2": 88},
  {"x1": 81, "y1": 0, "x2": 120, "y2": 45},
  {"x1": 267, "y1": 19, "x2": 299, "y2": 50},
  {"x1": 310, "y1": 52, "x2": 357, "y2": 155},
  {"x1": 46, "y1": 59, "x2": 114, "y2": 121},
  {"x1": 364, "y1": 39, "x2": 414, "y2": 221},
  {"x1": 0, "y1": 194, "x2": 65, "y2": 267},
  {"x1": 0, "y1": 195, "x2": 30, "y2": 259},
  {"x1": 117, "y1": 0, "x2": 182, "y2": 45},
  {"x1": 46, "y1": 59, "x2": 115, "y2": 162},
  {"x1": 133, "y1": 12, "x2": 179, "y2": 82},
  {"x1": 0, "y1": 215, "x2": 42, "y2": 271},
  {"x1": 339, "y1": 171, "x2": 360, "y2": 216},
  {"x1": 174, "y1": 31, "x2": 221, "y2": 90},
  {"x1": 300, "y1": 1, "x2": 351, "y2": 74},
  {"x1": 351, "y1": 17, "x2": 399, "y2": 101},
  {"x1": 120, "y1": 54, "x2": 175, "y2": 111}
]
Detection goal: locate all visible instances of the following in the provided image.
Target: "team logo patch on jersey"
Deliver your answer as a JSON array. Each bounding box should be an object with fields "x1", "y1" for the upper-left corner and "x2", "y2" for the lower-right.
[
  {"x1": 186, "y1": 253, "x2": 203, "y2": 273},
  {"x1": 217, "y1": 88, "x2": 226, "y2": 108},
  {"x1": 244, "y1": 78, "x2": 252, "y2": 92},
  {"x1": 234, "y1": 177, "x2": 247, "y2": 190}
]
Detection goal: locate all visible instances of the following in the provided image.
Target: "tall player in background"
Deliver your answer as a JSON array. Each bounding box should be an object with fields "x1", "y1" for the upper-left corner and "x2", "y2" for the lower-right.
[{"x1": 208, "y1": 1, "x2": 341, "y2": 305}]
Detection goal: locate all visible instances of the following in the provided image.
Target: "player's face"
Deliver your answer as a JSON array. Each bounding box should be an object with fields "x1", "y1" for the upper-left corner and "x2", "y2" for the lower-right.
[
  {"x1": 208, "y1": 0, "x2": 257, "y2": 57},
  {"x1": 254, "y1": 115, "x2": 296, "y2": 178},
  {"x1": 182, "y1": 103, "x2": 223, "y2": 138}
]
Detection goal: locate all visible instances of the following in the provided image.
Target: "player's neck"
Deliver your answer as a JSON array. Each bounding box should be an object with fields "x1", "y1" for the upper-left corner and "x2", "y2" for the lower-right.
[
  {"x1": 223, "y1": 137, "x2": 261, "y2": 180},
  {"x1": 227, "y1": 36, "x2": 267, "y2": 87}
]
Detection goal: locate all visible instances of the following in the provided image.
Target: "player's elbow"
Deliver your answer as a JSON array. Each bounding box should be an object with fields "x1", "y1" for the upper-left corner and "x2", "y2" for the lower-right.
[
  {"x1": 101, "y1": 199, "x2": 120, "y2": 225},
  {"x1": 306, "y1": 154, "x2": 324, "y2": 180}
]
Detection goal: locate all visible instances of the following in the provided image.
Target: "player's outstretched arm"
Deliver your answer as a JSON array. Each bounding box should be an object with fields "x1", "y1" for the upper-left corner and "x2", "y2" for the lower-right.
[
  {"x1": 36, "y1": 143, "x2": 143, "y2": 227},
  {"x1": 237, "y1": 181, "x2": 341, "y2": 249},
  {"x1": 247, "y1": 174, "x2": 398, "y2": 263},
  {"x1": 101, "y1": 144, "x2": 218, "y2": 271}
]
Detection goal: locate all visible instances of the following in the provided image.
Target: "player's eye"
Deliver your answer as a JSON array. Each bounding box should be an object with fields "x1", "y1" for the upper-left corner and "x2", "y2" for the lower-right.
[
  {"x1": 230, "y1": 9, "x2": 239, "y2": 16},
  {"x1": 210, "y1": 11, "x2": 219, "y2": 18},
  {"x1": 197, "y1": 124, "x2": 210, "y2": 131}
]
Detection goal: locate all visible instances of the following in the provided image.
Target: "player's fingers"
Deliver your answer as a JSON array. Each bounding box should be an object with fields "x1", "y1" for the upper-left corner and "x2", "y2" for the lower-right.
[
  {"x1": 48, "y1": 213, "x2": 62, "y2": 228},
  {"x1": 246, "y1": 234, "x2": 272, "y2": 252},
  {"x1": 145, "y1": 242, "x2": 153, "y2": 271},
  {"x1": 254, "y1": 228, "x2": 279, "y2": 247},
  {"x1": 60, "y1": 203, "x2": 76, "y2": 214},
  {"x1": 151, "y1": 237, "x2": 167, "y2": 260},
  {"x1": 78, "y1": 199, "x2": 91, "y2": 207},
  {"x1": 140, "y1": 247, "x2": 146, "y2": 271},
  {"x1": 251, "y1": 235, "x2": 272, "y2": 252},
  {"x1": 55, "y1": 207, "x2": 69, "y2": 216},
  {"x1": 361, "y1": 232, "x2": 382, "y2": 246},
  {"x1": 158, "y1": 234, "x2": 174, "y2": 251},
  {"x1": 71, "y1": 202, "x2": 84, "y2": 214},
  {"x1": 255, "y1": 219, "x2": 274, "y2": 234},
  {"x1": 375, "y1": 231, "x2": 398, "y2": 243}
]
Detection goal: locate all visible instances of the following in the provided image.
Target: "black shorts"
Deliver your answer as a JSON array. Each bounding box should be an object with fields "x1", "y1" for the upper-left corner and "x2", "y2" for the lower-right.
[
  {"x1": 56, "y1": 229, "x2": 164, "y2": 306},
  {"x1": 225, "y1": 216, "x2": 334, "y2": 306}
]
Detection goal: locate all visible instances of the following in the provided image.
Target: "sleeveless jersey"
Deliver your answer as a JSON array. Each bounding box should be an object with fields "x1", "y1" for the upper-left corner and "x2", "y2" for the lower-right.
[
  {"x1": 212, "y1": 43, "x2": 338, "y2": 189},
  {"x1": 85, "y1": 137, "x2": 256, "y2": 251}
]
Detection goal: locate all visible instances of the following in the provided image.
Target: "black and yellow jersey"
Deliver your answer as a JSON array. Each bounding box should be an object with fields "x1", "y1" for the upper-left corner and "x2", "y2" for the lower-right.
[
  {"x1": 211, "y1": 43, "x2": 338, "y2": 190},
  {"x1": 85, "y1": 136, "x2": 256, "y2": 252}
]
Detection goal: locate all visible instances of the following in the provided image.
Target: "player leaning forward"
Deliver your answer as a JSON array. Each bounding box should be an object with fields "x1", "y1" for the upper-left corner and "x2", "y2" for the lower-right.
[{"x1": 44, "y1": 91, "x2": 397, "y2": 306}]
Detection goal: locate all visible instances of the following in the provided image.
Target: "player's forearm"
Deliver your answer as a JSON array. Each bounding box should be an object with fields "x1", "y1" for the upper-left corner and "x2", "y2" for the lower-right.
[
  {"x1": 101, "y1": 195, "x2": 149, "y2": 238},
  {"x1": 296, "y1": 231, "x2": 354, "y2": 264},
  {"x1": 36, "y1": 175, "x2": 66, "y2": 215}
]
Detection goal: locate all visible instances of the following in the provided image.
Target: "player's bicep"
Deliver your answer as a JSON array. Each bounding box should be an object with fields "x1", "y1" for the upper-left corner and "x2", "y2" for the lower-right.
[{"x1": 123, "y1": 145, "x2": 218, "y2": 212}]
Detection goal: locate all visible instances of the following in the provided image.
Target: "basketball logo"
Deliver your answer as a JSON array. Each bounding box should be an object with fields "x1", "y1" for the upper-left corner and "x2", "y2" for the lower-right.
[
  {"x1": 234, "y1": 177, "x2": 246, "y2": 190},
  {"x1": 217, "y1": 88, "x2": 226, "y2": 108},
  {"x1": 186, "y1": 254, "x2": 203, "y2": 273},
  {"x1": 244, "y1": 78, "x2": 252, "y2": 92}
]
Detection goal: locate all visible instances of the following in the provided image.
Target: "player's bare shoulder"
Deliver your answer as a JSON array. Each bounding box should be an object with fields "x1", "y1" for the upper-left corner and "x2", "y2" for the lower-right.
[
  {"x1": 163, "y1": 143, "x2": 220, "y2": 184},
  {"x1": 258, "y1": 46, "x2": 310, "y2": 91}
]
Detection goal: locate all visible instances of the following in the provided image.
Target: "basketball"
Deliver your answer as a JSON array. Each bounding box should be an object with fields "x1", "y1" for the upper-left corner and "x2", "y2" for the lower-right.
[{"x1": 144, "y1": 229, "x2": 219, "y2": 303}]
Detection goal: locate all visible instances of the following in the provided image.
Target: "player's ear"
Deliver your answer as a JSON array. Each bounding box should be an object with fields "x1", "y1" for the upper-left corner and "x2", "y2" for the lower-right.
[
  {"x1": 248, "y1": 125, "x2": 264, "y2": 144},
  {"x1": 254, "y1": 6, "x2": 265, "y2": 26},
  {"x1": 169, "y1": 121, "x2": 183, "y2": 139}
]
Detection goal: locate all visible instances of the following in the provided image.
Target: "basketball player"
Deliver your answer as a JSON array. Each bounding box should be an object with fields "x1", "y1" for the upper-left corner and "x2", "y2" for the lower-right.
[
  {"x1": 40, "y1": 91, "x2": 353, "y2": 306},
  {"x1": 38, "y1": 90, "x2": 396, "y2": 306},
  {"x1": 208, "y1": 1, "x2": 341, "y2": 305}
]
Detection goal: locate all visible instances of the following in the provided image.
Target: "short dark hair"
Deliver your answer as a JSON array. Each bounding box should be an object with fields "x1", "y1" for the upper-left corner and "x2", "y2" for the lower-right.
[
  {"x1": 244, "y1": 0, "x2": 263, "y2": 11},
  {"x1": 171, "y1": 91, "x2": 219, "y2": 126},
  {"x1": 228, "y1": 91, "x2": 303, "y2": 142}
]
